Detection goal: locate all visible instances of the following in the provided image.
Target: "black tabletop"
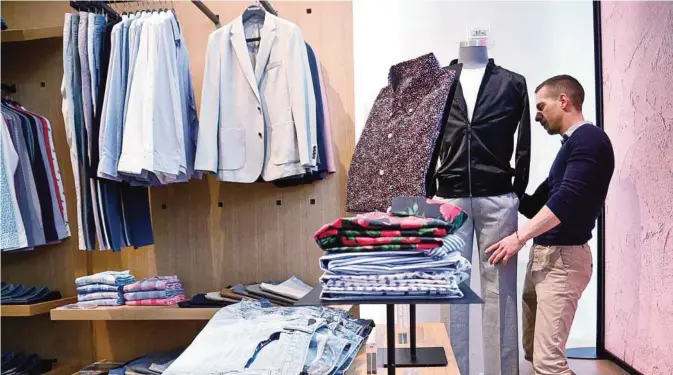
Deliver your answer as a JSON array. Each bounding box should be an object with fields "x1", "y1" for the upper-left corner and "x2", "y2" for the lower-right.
[{"x1": 294, "y1": 282, "x2": 483, "y2": 306}]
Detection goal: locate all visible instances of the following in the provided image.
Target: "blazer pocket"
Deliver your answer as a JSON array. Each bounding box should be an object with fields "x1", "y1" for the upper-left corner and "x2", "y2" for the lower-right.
[
  {"x1": 270, "y1": 121, "x2": 300, "y2": 165},
  {"x1": 265, "y1": 60, "x2": 282, "y2": 71},
  {"x1": 220, "y1": 128, "x2": 246, "y2": 170}
]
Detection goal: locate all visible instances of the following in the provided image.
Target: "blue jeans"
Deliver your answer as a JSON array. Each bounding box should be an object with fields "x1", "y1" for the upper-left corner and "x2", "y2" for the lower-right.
[{"x1": 163, "y1": 301, "x2": 371, "y2": 375}]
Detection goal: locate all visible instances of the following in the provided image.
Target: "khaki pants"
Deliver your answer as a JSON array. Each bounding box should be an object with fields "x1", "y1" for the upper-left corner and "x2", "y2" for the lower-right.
[{"x1": 522, "y1": 244, "x2": 593, "y2": 375}]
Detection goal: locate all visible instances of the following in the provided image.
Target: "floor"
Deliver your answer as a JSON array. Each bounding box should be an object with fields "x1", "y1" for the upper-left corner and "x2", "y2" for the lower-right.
[{"x1": 519, "y1": 358, "x2": 630, "y2": 375}]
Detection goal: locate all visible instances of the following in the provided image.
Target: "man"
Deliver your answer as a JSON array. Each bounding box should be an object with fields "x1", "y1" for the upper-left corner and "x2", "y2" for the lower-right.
[{"x1": 486, "y1": 75, "x2": 614, "y2": 375}]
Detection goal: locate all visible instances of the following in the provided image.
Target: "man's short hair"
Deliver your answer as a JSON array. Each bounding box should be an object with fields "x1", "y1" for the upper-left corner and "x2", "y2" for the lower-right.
[{"x1": 535, "y1": 75, "x2": 585, "y2": 110}]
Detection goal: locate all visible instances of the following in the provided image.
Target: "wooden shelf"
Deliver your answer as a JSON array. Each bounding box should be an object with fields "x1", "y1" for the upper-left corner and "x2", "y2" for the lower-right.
[
  {"x1": 50, "y1": 302, "x2": 353, "y2": 321},
  {"x1": 44, "y1": 363, "x2": 79, "y2": 375},
  {"x1": 50, "y1": 305, "x2": 220, "y2": 321},
  {"x1": 0, "y1": 297, "x2": 77, "y2": 317},
  {"x1": 1, "y1": 26, "x2": 63, "y2": 42}
]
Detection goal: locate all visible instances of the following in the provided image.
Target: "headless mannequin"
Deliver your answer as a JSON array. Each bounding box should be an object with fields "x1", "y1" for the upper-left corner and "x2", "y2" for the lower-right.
[{"x1": 458, "y1": 41, "x2": 489, "y2": 121}]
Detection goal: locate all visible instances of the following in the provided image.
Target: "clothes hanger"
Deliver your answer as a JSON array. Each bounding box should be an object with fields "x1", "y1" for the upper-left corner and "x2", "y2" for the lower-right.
[{"x1": 243, "y1": 0, "x2": 265, "y2": 43}]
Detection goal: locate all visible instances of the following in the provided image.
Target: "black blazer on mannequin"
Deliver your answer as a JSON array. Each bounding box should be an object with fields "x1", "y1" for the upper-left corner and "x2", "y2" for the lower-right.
[{"x1": 434, "y1": 58, "x2": 530, "y2": 199}]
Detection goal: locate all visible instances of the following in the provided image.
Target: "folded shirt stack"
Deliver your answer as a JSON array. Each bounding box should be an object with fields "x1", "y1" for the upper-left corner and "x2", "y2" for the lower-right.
[
  {"x1": 315, "y1": 197, "x2": 472, "y2": 301},
  {"x1": 1, "y1": 282, "x2": 62, "y2": 305},
  {"x1": 123, "y1": 276, "x2": 186, "y2": 306},
  {"x1": 75, "y1": 271, "x2": 136, "y2": 307}
]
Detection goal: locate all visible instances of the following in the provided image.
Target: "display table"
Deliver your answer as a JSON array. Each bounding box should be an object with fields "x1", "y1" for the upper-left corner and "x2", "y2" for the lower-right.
[
  {"x1": 347, "y1": 323, "x2": 459, "y2": 375},
  {"x1": 296, "y1": 283, "x2": 483, "y2": 374}
]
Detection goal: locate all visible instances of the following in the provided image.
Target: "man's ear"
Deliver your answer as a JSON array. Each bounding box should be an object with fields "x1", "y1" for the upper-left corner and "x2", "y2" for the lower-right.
[{"x1": 559, "y1": 93, "x2": 570, "y2": 111}]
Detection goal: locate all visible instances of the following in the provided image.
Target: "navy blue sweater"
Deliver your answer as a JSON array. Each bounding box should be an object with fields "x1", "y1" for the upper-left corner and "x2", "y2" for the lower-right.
[{"x1": 519, "y1": 125, "x2": 614, "y2": 246}]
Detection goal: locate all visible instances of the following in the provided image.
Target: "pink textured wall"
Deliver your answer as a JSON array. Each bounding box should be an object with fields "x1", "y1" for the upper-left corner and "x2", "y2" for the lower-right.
[{"x1": 602, "y1": 2, "x2": 673, "y2": 374}]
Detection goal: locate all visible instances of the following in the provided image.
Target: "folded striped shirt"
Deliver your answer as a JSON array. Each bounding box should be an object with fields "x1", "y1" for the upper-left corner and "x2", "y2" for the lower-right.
[
  {"x1": 76, "y1": 284, "x2": 123, "y2": 294},
  {"x1": 77, "y1": 292, "x2": 124, "y2": 302},
  {"x1": 125, "y1": 295, "x2": 186, "y2": 306},
  {"x1": 76, "y1": 271, "x2": 136, "y2": 287},
  {"x1": 77, "y1": 298, "x2": 125, "y2": 307},
  {"x1": 124, "y1": 289, "x2": 185, "y2": 301},
  {"x1": 122, "y1": 276, "x2": 182, "y2": 292}
]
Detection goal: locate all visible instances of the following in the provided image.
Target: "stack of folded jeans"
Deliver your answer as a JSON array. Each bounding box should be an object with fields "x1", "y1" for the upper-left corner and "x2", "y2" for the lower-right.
[
  {"x1": 1, "y1": 352, "x2": 56, "y2": 375},
  {"x1": 76, "y1": 271, "x2": 136, "y2": 307},
  {"x1": 163, "y1": 300, "x2": 372, "y2": 375},
  {"x1": 1, "y1": 283, "x2": 62, "y2": 305},
  {"x1": 122, "y1": 276, "x2": 185, "y2": 306},
  {"x1": 315, "y1": 197, "x2": 472, "y2": 301}
]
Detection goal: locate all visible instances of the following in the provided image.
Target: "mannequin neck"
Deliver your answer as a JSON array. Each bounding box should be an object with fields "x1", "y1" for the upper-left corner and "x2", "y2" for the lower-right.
[{"x1": 458, "y1": 45, "x2": 489, "y2": 69}]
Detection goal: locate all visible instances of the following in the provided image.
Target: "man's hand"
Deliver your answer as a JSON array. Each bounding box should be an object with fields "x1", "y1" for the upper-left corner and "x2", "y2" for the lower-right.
[{"x1": 486, "y1": 232, "x2": 526, "y2": 265}]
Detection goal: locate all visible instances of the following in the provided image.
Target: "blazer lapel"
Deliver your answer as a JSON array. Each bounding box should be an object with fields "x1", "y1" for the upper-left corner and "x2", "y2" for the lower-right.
[
  {"x1": 230, "y1": 16, "x2": 261, "y2": 103},
  {"x1": 254, "y1": 15, "x2": 277, "y2": 82}
]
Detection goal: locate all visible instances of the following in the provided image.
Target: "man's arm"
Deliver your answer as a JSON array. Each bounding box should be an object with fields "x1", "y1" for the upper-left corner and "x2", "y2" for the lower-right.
[
  {"x1": 488, "y1": 140, "x2": 603, "y2": 264},
  {"x1": 519, "y1": 178, "x2": 550, "y2": 219},
  {"x1": 517, "y1": 205, "x2": 560, "y2": 242}
]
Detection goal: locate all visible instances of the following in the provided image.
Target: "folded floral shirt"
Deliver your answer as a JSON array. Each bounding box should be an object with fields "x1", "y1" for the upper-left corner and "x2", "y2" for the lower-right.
[{"x1": 314, "y1": 198, "x2": 467, "y2": 251}]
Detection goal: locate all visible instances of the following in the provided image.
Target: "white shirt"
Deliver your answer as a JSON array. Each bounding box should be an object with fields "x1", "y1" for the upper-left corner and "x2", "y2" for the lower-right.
[{"x1": 460, "y1": 67, "x2": 486, "y2": 122}]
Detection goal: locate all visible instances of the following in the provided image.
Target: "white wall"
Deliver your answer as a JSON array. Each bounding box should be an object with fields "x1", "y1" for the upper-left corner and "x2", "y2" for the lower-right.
[{"x1": 353, "y1": 0, "x2": 597, "y2": 369}]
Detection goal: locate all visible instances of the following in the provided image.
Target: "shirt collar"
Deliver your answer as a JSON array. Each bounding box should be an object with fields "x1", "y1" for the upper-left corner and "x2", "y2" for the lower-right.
[
  {"x1": 388, "y1": 53, "x2": 441, "y2": 92},
  {"x1": 563, "y1": 121, "x2": 591, "y2": 138}
]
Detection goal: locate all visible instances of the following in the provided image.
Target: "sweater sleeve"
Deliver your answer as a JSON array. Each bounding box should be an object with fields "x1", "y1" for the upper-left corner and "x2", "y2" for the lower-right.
[
  {"x1": 546, "y1": 141, "x2": 602, "y2": 223},
  {"x1": 519, "y1": 178, "x2": 550, "y2": 219}
]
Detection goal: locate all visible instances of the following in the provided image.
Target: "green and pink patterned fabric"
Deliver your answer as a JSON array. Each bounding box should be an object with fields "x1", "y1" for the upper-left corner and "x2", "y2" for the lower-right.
[{"x1": 315, "y1": 197, "x2": 467, "y2": 252}]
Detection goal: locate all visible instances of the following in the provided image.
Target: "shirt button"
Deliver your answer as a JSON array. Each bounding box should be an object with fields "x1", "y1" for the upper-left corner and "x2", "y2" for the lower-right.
[
  {"x1": 379, "y1": 170, "x2": 385, "y2": 176},
  {"x1": 407, "y1": 108, "x2": 413, "y2": 114},
  {"x1": 258, "y1": 132, "x2": 263, "y2": 139},
  {"x1": 387, "y1": 133, "x2": 393, "y2": 139},
  {"x1": 257, "y1": 106, "x2": 262, "y2": 112}
]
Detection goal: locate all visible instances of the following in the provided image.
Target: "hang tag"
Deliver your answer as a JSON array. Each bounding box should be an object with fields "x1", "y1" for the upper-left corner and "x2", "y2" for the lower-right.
[{"x1": 469, "y1": 27, "x2": 489, "y2": 41}]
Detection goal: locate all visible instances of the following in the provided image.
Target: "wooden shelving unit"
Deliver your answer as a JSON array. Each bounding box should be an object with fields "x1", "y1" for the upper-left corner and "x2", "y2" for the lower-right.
[
  {"x1": 43, "y1": 363, "x2": 80, "y2": 375},
  {"x1": 50, "y1": 305, "x2": 220, "y2": 321},
  {"x1": 50, "y1": 303, "x2": 352, "y2": 321},
  {"x1": 0, "y1": 297, "x2": 77, "y2": 317},
  {"x1": 1, "y1": 26, "x2": 63, "y2": 42}
]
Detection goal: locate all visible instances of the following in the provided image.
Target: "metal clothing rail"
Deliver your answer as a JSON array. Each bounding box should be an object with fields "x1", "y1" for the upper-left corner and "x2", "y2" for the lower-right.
[{"x1": 190, "y1": 0, "x2": 220, "y2": 27}]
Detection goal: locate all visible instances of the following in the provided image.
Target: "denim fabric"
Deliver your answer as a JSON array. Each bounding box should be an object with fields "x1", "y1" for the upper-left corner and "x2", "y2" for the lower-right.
[
  {"x1": 62, "y1": 13, "x2": 86, "y2": 250},
  {"x1": 163, "y1": 300, "x2": 371, "y2": 375},
  {"x1": 71, "y1": 13, "x2": 97, "y2": 250}
]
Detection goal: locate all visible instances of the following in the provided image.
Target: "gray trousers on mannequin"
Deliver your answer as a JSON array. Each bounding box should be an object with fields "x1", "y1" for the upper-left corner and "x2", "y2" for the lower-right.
[{"x1": 436, "y1": 193, "x2": 519, "y2": 375}]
